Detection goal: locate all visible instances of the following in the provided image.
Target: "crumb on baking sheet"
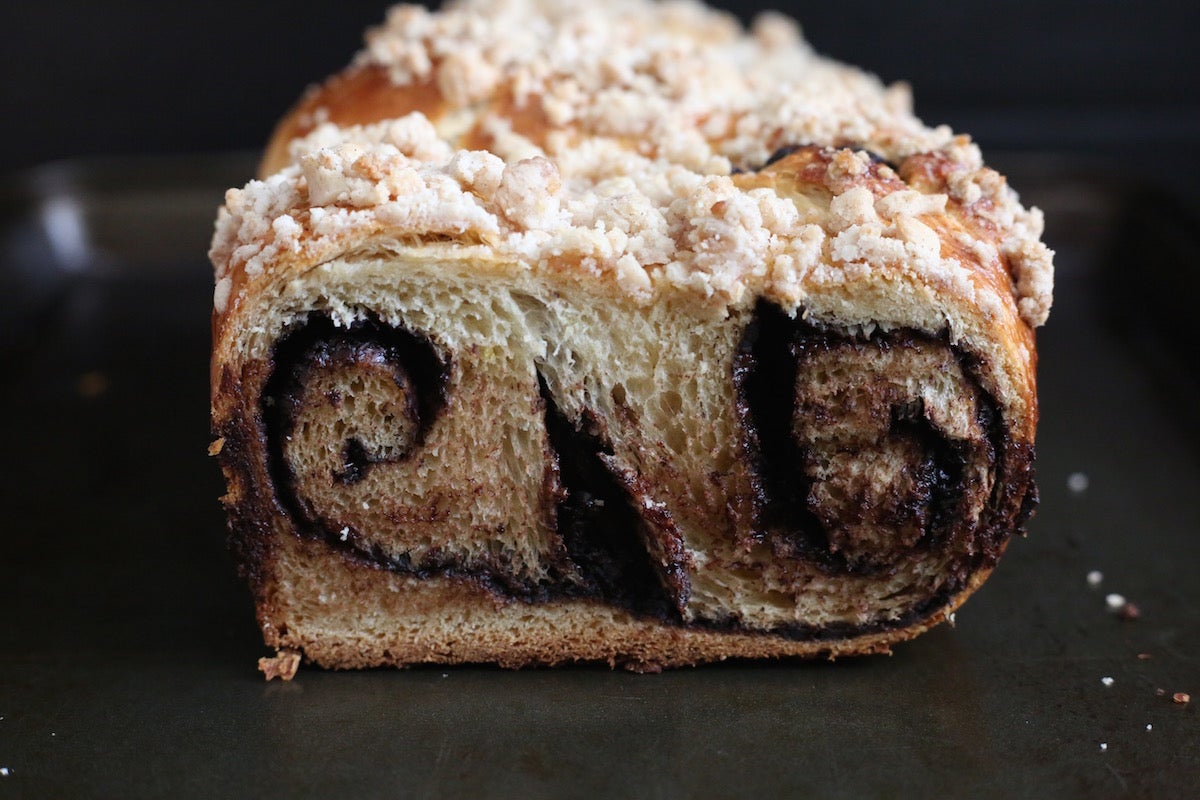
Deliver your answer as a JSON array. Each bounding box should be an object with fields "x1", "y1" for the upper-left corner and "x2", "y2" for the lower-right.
[
  {"x1": 1067, "y1": 472, "x2": 1089, "y2": 493},
  {"x1": 1136, "y1": 653, "x2": 1152, "y2": 660},
  {"x1": 259, "y1": 649, "x2": 302, "y2": 681},
  {"x1": 1104, "y1": 592, "x2": 1140, "y2": 620},
  {"x1": 1117, "y1": 602, "x2": 1140, "y2": 621},
  {"x1": 1101, "y1": 676, "x2": 1114, "y2": 687},
  {"x1": 0, "y1": 768, "x2": 9, "y2": 777},
  {"x1": 1099, "y1": 742, "x2": 1108, "y2": 752},
  {"x1": 1173, "y1": 692, "x2": 1191, "y2": 706},
  {"x1": 1086, "y1": 570, "x2": 1103, "y2": 588}
]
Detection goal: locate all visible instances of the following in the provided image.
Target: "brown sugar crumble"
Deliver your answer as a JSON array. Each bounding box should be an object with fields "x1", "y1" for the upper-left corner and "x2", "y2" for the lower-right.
[{"x1": 258, "y1": 649, "x2": 302, "y2": 681}]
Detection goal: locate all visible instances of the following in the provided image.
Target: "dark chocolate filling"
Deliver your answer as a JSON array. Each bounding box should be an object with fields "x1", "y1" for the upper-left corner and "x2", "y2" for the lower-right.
[
  {"x1": 266, "y1": 314, "x2": 450, "y2": 469},
  {"x1": 265, "y1": 316, "x2": 448, "y2": 521},
  {"x1": 334, "y1": 438, "x2": 380, "y2": 485},
  {"x1": 733, "y1": 300, "x2": 1015, "y2": 578},
  {"x1": 733, "y1": 143, "x2": 900, "y2": 174},
  {"x1": 264, "y1": 317, "x2": 577, "y2": 600},
  {"x1": 261, "y1": 315, "x2": 682, "y2": 615},
  {"x1": 732, "y1": 297, "x2": 824, "y2": 554},
  {"x1": 537, "y1": 375, "x2": 680, "y2": 619},
  {"x1": 890, "y1": 413, "x2": 968, "y2": 549}
]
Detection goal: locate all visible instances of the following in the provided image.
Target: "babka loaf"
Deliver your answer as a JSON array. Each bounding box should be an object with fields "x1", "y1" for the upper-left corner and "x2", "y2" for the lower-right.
[{"x1": 210, "y1": 0, "x2": 1053, "y2": 673}]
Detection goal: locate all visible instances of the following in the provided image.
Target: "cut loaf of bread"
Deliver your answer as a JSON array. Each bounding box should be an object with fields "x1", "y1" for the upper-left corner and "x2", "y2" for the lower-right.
[{"x1": 210, "y1": 0, "x2": 1053, "y2": 673}]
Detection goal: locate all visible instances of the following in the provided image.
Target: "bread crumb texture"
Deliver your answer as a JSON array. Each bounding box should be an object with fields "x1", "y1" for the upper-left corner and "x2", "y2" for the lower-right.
[
  {"x1": 258, "y1": 648, "x2": 302, "y2": 681},
  {"x1": 210, "y1": 0, "x2": 1052, "y2": 326}
]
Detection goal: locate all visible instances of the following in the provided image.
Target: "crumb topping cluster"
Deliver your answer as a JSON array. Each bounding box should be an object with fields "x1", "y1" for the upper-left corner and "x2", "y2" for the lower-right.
[{"x1": 211, "y1": 0, "x2": 1053, "y2": 327}]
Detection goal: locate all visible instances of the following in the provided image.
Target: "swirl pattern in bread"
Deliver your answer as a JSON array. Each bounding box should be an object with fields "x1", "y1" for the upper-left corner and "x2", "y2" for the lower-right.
[{"x1": 210, "y1": 0, "x2": 1052, "y2": 672}]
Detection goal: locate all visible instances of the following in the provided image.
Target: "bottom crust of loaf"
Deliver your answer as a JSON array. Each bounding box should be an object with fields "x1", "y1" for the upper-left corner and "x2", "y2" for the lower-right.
[{"x1": 255, "y1": 532, "x2": 995, "y2": 673}]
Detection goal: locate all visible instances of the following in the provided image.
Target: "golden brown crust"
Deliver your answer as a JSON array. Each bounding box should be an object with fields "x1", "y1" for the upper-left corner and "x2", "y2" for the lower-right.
[{"x1": 262, "y1": 66, "x2": 448, "y2": 178}]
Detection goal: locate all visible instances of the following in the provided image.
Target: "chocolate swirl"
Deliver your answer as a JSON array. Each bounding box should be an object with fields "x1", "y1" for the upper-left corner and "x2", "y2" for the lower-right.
[
  {"x1": 734, "y1": 301, "x2": 1022, "y2": 585},
  {"x1": 262, "y1": 316, "x2": 686, "y2": 613},
  {"x1": 250, "y1": 304, "x2": 1032, "y2": 638}
]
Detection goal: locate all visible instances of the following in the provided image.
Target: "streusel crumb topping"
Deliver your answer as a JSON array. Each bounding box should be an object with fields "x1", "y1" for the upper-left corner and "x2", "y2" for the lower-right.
[{"x1": 211, "y1": 0, "x2": 1052, "y2": 326}]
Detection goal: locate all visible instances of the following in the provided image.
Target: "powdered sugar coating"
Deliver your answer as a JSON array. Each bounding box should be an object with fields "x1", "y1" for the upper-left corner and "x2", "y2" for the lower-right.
[{"x1": 211, "y1": 0, "x2": 1053, "y2": 327}]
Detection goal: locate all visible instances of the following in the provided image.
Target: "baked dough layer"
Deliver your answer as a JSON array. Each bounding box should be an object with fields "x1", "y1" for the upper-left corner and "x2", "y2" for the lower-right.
[{"x1": 210, "y1": 0, "x2": 1052, "y2": 671}]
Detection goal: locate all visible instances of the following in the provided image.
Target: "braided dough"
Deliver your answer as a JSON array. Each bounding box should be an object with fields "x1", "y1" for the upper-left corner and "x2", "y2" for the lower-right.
[{"x1": 210, "y1": 0, "x2": 1052, "y2": 672}]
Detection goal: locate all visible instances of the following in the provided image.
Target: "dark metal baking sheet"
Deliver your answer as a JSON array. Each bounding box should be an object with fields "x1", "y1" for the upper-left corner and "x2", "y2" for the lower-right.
[{"x1": 0, "y1": 153, "x2": 1196, "y2": 798}]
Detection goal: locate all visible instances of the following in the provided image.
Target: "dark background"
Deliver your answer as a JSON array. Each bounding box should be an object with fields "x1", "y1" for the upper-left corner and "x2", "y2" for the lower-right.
[
  {"x1": 2, "y1": 0, "x2": 1199, "y2": 181},
  {"x1": 2, "y1": 3, "x2": 1199, "y2": 796}
]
